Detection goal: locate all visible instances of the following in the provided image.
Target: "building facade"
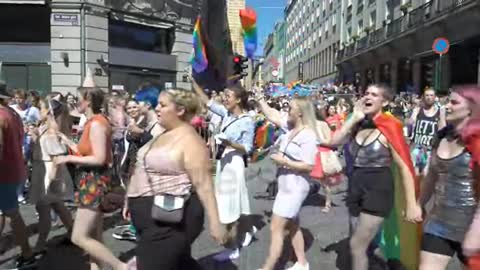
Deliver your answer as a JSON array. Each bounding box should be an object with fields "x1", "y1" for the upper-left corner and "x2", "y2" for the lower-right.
[
  {"x1": 227, "y1": 0, "x2": 245, "y2": 55},
  {"x1": 336, "y1": 0, "x2": 480, "y2": 94},
  {"x1": 0, "y1": 0, "x2": 199, "y2": 95},
  {"x1": 262, "y1": 33, "x2": 276, "y2": 83},
  {"x1": 284, "y1": 0, "x2": 341, "y2": 85},
  {"x1": 273, "y1": 21, "x2": 286, "y2": 83}
]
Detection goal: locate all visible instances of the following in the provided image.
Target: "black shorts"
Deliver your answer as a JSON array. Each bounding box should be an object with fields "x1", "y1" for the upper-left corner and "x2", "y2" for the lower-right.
[
  {"x1": 347, "y1": 167, "x2": 394, "y2": 218},
  {"x1": 421, "y1": 233, "x2": 467, "y2": 264}
]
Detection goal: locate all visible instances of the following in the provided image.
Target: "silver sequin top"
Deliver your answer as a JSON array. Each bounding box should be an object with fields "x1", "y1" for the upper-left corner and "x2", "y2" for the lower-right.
[
  {"x1": 349, "y1": 138, "x2": 393, "y2": 168},
  {"x1": 424, "y1": 150, "x2": 476, "y2": 242}
]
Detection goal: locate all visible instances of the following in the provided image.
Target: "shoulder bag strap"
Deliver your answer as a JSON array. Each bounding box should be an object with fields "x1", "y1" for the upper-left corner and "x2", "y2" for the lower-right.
[
  {"x1": 281, "y1": 127, "x2": 305, "y2": 157},
  {"x1": 221, "y1": 114, "x2": 250, "y2": 133}
]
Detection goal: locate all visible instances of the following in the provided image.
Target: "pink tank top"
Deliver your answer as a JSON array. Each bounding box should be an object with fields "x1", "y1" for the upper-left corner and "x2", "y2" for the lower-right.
[
  {"x1": 0, "y1": 107, "x2": 27, "y2": 182},
  {"x1": 127, "y1": 144, "x2": 192, "y2": 197}
]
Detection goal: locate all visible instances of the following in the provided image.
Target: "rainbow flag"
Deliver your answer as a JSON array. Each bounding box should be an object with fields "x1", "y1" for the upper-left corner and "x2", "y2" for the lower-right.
[
  {"x1": 191, "y1": 16, "x2": 208, "y2": 73},
  {"x1": 373, "y1": 113, "x2": 421, "y2": 270},
  {"x1": 239, "y1": 8, "x2": 258, "y2": 58},
  {"x1": 251, "y1": 116, "x2": 276, "y2": 162}
]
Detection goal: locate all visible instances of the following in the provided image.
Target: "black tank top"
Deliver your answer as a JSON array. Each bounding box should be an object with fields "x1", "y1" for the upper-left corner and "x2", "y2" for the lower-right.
[{"x1": 412, "y1": 107, "x2": 440, "y2": 149}]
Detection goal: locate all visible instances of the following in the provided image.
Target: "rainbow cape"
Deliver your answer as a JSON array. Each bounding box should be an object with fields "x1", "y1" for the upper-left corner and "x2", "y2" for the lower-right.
[
  {"x1": 251, "y1": 115, "x2": 276, "y2": 162},
  {"x1": 373, "y1": 113, "x2": 421, "y2": 270},
  {"x1": 191, "y1": 16, "x2": 208, "y2": 73},
  {"x1": 239, "y1": 8, "x2": 258, "y2": 59}
]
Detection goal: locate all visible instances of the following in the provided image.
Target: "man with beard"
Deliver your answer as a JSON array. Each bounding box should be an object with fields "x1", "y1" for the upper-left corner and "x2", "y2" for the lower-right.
[{"x1": 409, "y1": 88, "x2": 446, "y2": 177}]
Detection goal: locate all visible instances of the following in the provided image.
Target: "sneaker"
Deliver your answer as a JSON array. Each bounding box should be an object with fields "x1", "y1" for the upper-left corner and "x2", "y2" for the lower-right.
[
  {"x1": 212, "y1": 248, "x2": 240, "y2": 262},
  {"x1": 112, "y1": 225, "x2": 136, "y2": 241},
  {"x1": 286, "y1": 262, "x2": 309, "y2": 270},
  {"x1": 242, "y1": 232, "x2": 253, "y2": 247},
  {"x1": 17, "y1": 196, "x2": 27, "y2": 205},
  {"x1": 5, "y1": 256, "x2": 37, "y2": 270}
]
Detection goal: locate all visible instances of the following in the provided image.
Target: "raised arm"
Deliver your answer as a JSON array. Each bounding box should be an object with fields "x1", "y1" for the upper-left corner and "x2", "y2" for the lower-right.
[
  {"x1": 255, "y1": 96, "x2": 283, "y2": 128},
  {"x1": 191, "y1": 78, "x2": 210, "y2": 105},
  {"x1": 326, "y1": 98, "x2": 365, "y2": 147}
]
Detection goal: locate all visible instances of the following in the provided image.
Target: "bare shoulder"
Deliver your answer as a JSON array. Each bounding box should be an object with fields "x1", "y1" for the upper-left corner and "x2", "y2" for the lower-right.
[{"x1": 182, "y1": 128, "x2": 209, "y2": 156}]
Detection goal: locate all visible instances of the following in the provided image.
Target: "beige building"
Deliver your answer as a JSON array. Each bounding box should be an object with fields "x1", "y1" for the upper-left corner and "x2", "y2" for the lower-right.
[{"x1": 227, "y1": 0, "x2": 245, "y2": 55}]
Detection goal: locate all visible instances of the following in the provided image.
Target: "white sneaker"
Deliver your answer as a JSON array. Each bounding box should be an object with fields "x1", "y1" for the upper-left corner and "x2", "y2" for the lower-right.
[
  {"x1": 286, "y1": 262, "x2": 310, "y2": 270},
  {"x1": 242, "y1": 232, "x2": 253, "y2": 247},
  {"x1": 212, "y1": 248, "x2": 240, "y2": 262},
  {"x1": 242, "y1": 226, "x2": 258, "y2": 247}
]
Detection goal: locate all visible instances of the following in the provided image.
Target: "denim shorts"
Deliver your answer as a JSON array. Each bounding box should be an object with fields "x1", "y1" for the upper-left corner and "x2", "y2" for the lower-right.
[{"x1": 0, "y1": 183, "x2": 20, "y2": 212}]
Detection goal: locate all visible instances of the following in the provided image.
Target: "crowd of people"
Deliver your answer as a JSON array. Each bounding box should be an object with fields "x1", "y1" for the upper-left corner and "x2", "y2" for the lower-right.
[{"x1": 1, "y1": 71, "x2": 480, "y2": 270}]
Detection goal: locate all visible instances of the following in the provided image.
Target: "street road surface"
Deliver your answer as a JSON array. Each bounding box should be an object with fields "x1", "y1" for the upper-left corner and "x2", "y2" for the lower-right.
[{"x1": 0, "y1": 158, "x2": 461, "y2": 269}]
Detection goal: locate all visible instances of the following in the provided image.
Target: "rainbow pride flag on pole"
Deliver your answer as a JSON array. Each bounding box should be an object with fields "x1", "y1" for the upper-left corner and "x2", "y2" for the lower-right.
[
  {"x1": 239, "y1": 8, "x2": 258, "y2": 58},
  {"x1": 191, "y1": 16, "x2": 208, "y2": 73}
]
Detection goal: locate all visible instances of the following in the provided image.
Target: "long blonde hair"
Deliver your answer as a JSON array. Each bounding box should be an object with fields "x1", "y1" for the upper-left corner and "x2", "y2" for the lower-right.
[{"x1": 292, "y1": 97, "x2": 321, "y2": 141}]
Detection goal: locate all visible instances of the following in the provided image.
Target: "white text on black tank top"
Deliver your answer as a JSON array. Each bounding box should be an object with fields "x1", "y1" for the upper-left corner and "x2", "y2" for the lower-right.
[{"x1": 413, "y1": 109, "x2": 439, "y2": 148}]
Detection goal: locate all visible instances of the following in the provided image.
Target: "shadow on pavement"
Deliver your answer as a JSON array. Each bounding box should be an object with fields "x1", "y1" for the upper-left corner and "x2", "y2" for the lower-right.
[
  {"x1": 324, "y1": 237, "x2": 396, "y2": 270},
  {"x1": 323, "y1": 237, "x2": 351, "y2": 270},
  {"x1": 38, "y1": 235, "x2": 89, "y2": 270}
]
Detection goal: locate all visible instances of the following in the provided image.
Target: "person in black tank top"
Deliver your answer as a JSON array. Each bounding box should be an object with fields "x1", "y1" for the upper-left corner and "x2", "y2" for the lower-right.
[{"x1": 409, "y1": 88, "x2": 446, "y2": 176}]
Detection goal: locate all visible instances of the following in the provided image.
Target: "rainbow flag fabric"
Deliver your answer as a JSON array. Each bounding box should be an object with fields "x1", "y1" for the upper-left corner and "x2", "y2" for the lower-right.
[
  {"x1": 191, "y1": 16, "x2": 208, "y2": 73},
  {"x1": 373, "y1": 113, "x2": 421, "y2": 270},
  {"x1": 251, "y1": 116, "x2": 276, "y2": 162},
  {"x1": 239, "y1": 8, "x2": 258, "y2": 58}
]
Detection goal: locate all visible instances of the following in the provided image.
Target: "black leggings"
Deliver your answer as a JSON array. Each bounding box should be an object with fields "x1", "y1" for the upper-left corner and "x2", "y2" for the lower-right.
[{"x1": 129, "y1": 193, "x2": 204, "y2": 270}]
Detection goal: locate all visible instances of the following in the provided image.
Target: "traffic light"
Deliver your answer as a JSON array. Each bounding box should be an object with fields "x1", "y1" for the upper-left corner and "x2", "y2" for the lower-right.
[
  {"x1": 422, "y1": 61, "x2": 435, "y2": 92},
  {"x1": 233, "y1": 54, "x2": 248, "y2": 79}
]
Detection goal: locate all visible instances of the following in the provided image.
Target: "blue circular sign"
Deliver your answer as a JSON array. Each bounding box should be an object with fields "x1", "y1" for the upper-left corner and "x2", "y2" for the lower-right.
[{"x1": 432, "y1": 38, "x2": 450, "y2": 55}]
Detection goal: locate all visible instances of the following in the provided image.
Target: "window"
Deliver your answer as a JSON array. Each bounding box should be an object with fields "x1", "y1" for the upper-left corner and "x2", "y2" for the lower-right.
[
  {"x1": 0, "y1": 5, "x2": 50, "y2": 42},
  {"x1": 110, "y1": 19, "x2": 174, "y2": 53},
  {"x1": 358, "y1": 19, "x2": 364, "y2": 35},
  {"x1": 370, "y1": 11, "x2": 376, "y2": 27},
  {"x1": 357, "y1": 0, "x2": 364, "y2": 13},
  {"x1": 347, "y1": 27, "x2": 352, "y2": 41}
]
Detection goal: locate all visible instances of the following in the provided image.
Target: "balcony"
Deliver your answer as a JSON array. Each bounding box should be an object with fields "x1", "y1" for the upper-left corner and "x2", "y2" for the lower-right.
[{"x1": 336, "y1": 0, "x2": 477, "y2": 63}]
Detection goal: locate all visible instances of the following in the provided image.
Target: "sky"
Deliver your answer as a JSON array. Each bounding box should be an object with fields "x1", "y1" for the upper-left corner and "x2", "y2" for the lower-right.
[{"x1": 245, "y1": 0, "x2": 286, "y2": 56}]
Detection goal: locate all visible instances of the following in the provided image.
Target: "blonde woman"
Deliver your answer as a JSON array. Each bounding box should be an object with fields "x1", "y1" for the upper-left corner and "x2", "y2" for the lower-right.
[
  {"x1": 28, "y1": 97, "x2": 74, "y2": 256},
  {"x1": 255, "y1": 95, "x2": 319, "y2": 270},
  {"x1": 125, "y1": 88, "x2": 226, "y2": 269}
]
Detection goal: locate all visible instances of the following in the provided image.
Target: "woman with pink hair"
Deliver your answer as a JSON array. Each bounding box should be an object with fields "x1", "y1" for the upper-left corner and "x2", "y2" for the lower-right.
[
  {"x1": 417, "y1": 85, "x2": 480, "y2": 270},
  {"x1": 456, "y1": 86, "x2": 480, "y2": 269}
]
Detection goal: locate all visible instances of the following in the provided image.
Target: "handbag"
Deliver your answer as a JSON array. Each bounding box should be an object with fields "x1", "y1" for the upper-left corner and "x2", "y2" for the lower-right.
[
  {"x1": 143, "y1": 136, "x2": 189, "y2": 224},
  {"x1": 320, "y1": 150, "x2": 343, "y2": 176}
]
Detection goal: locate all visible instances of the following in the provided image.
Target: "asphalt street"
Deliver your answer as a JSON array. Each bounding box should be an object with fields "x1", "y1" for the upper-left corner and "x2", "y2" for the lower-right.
[{"x1": 0, "y1": 157, "x2": 461, "y2": 270}]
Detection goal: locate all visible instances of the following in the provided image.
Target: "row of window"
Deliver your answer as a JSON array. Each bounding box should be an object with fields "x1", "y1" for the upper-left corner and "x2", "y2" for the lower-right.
[{"x1": 299, "y1": 42, "x2": 339, "y2": 80}]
